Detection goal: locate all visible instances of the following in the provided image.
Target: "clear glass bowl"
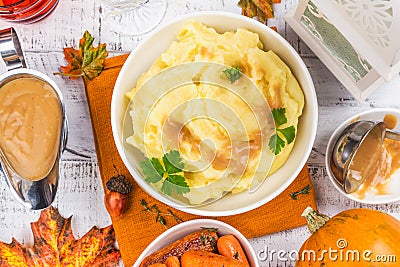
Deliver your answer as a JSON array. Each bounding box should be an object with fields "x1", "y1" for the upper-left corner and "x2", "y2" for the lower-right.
[{"x1": 99, "y1": 0, "x2": 167, "y2": 36}]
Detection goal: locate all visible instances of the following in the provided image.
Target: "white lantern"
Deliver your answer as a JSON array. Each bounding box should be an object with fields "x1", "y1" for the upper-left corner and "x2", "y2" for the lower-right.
[{"x1": 285, "y1": 0, "x2": 400, "y2": 101}]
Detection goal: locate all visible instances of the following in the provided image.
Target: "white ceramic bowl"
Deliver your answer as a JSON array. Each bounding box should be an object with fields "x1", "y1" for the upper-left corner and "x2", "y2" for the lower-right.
[
  {"x1": 111, "y1": 11, "x2": 318, "y2": 216},
  {"x1": 134, "y1": 219, "x2": 259, "y2": 267},
  {"x1": 326, "y1": 108, "x2": 400, "y2": 204}
]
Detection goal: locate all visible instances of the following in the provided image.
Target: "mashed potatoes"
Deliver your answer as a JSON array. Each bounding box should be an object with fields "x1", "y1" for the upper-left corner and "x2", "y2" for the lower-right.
[{"x1": 126, "y1": 21, "x2": 304, "y2": 204}]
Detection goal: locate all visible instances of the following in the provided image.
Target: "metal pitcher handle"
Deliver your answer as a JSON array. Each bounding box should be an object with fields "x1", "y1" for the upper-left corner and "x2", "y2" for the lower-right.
[{"x1": 0, "y1": 27, "x2": 26, "y2": 73}]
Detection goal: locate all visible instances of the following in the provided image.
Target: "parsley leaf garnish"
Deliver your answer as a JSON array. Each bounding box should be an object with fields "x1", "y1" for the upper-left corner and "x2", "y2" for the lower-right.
[
  {"x1": 279, "y1": 126, "x2": 296, "y2": 144},
  {"x1": 140, "y1": 150, "x2": 190, "y2": 196},
  {"x1": 141, "y1": 158, "x2": 164, "y2": 183},
  {"x1": 271, "y1": 107, "x2": 287, "y2": 127},
  {"x1": 223, "y1": 63, "x2": 242, "y2": 83},
  {"x1": 163, "y1": 150, "x2": 184, "y2": 174},
  {"x1": 162, "y1": 175, "x2": 190, "y2": 195},
  {"x1": 268, "y1": 134, "x2": 285, "y2": 155},
  {"x1": 269, "y1": 108, "x2": 296, "y2": 155}
]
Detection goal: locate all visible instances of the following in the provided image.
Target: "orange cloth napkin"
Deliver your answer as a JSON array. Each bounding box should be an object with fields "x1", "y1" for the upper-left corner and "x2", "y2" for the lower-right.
[{"x1": 84, "y1": 54, "x2": 317, "y2": 267}]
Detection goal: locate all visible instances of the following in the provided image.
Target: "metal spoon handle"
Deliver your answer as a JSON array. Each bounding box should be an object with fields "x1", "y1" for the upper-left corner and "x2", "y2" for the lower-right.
[{"x1": 385, "y1": 130, "x2": 400, "y2": 141}]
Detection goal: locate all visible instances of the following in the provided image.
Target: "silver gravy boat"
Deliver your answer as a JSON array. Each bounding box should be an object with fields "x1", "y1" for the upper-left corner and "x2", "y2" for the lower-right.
[{"x1": 0, "y1": 28, "x2": 68, "y2": 210}]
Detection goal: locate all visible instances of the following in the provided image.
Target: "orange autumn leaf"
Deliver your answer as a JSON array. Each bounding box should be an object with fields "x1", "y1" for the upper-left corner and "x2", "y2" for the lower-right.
[
  {"x1": 0, "y1": 206, "x2": 120, "y2": 267},
  {"x1": 252, "y1": 0, "x2": 274, "y2": 18},
  {"x1": 239, "y1": 0, "x2": 257, "y2": 17},
  {"x1": 238, "y1": 0, "x2": 282, "y2": 23},
  {"x1": 54, "y1": 30, "x2": 108, "y2": 80}
]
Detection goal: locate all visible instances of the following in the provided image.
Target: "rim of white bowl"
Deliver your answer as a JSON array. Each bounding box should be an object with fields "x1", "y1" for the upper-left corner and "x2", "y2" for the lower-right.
[
  {"x1": 111, "y1": 11, "x2": 318, "y2": 216},
  {"x1": 133, "y1": 218, "x2": 259, "y2": 267},
  {"x1": 325, "y1": 107, "x2": 400, "y2": 204}
]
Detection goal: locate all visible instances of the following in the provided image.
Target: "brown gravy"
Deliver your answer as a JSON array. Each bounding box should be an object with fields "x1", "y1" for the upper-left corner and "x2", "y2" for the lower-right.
[
  {"x1": 384, "y1": 114, "x2": 397, "y2": 130},
  {"x1": 350, "y1": 117, "x2": 400, "y2": 198},
  {"x1": 163, "y1": 117, "x2": 262, "y2": 174},
  {"x1": 0, "y1": 77, "x2": 62, "y2": 181},
  {"x1": 348, "y1": 125, "x2": 383, "y2": 193}
]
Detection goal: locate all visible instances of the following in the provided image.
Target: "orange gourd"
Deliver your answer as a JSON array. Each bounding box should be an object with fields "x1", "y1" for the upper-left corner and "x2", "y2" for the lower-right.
[{"x1": 296, "y1": 207, "x2": 400, "y2": 266}]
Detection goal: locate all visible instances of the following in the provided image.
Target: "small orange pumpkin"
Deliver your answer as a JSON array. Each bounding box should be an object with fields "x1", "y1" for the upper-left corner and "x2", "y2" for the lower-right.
[{"x1": 296, "y1": 207, "x2": 400, "y2": 266}]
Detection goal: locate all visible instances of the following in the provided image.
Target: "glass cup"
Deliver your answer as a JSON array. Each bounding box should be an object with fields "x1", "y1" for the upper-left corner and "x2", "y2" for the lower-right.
[
  {"x1": 99, "y1": 0, "x2": 167, "y2": 35},
  {"x1": 0, "y1": 0, "x2": 59, "y2": 23}
]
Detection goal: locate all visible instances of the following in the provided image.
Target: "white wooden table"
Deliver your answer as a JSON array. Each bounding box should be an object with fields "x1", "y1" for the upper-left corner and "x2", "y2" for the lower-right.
[{"x1": 0, "y1": 1, "x2": 399, "y2": 266}]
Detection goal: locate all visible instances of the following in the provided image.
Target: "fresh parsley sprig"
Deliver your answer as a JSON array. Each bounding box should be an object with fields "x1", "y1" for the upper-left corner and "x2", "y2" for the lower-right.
[
  {"x1": 268, "y1": 108, "x2": 296, "y2": 155},
  {"x1": 140, "y1": 150, "x2": 190, "y2": 196},
  {"x1": 223, "y1": 63, "x2": 242, "y2": 83}
]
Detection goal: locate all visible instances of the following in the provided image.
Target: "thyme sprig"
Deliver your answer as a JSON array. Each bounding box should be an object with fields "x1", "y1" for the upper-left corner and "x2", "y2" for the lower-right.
[
  {"x1": 200, "y1": 227, "x2": 218, "y2": 232},
  {"x1": 167, "y1": 209, "x2": 184, "y2": 223},
  {"x1": 290, "y1": 184, "x2": 312, "y2": 200},
  {"x1": 140, "y1": 199, "x2": 183, "y2": 228}
]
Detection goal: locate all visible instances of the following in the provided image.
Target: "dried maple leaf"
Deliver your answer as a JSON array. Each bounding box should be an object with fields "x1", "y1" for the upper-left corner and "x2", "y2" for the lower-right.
[
  {"x1": 55, "y1": 30, "x2": 108, "y2": 80},
  {"x1": 239, "y1": 0, "x2": 257, "y2": 17},
  {"x1": 238, "y1": 0, "x2": 282, "y2": 23},
  {"x1": 0, "y1": 206, "x2": 120, "y2": 267}
]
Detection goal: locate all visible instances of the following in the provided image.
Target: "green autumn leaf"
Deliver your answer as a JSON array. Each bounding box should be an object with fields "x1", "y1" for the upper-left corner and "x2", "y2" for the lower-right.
[{"x1": 54, "y1": 30, "x2": 108, "y2": 80}]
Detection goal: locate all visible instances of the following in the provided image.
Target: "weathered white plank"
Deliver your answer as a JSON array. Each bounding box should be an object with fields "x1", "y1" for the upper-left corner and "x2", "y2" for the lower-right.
[
  {"x1": 3, "y1": 1, "x2": 100, "y2": 52},
  {"x1": 0, "y1": 0, "x2": 311, "y2": 56}
]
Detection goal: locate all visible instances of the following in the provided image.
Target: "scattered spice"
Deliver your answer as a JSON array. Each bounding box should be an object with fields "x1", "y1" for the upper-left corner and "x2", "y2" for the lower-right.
[
  {"x1": 210, "y1": 236, "x2": 218, "y2": 250},
  {"x1": 200, "y1": 235, "x2": 207, "y2": 245},
  {"x1": 198, "y1": 232, "x2": 218, "y2": 250},
  {"x1": 290, "y1": 184, "x2": 312, "y2": 200}
]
